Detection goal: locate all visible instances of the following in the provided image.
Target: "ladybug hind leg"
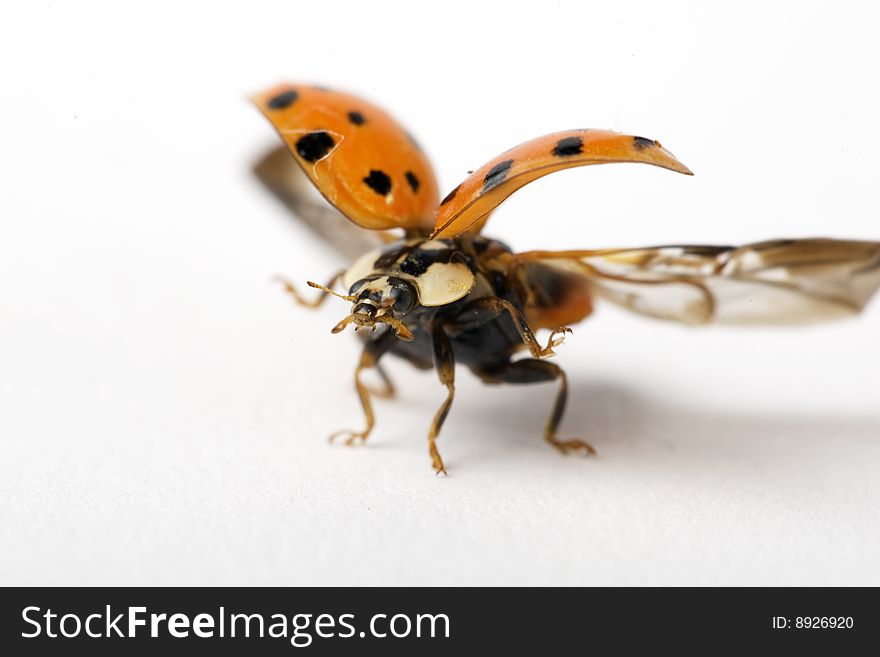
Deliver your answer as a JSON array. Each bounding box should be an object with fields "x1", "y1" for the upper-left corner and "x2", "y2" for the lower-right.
[{"x1": 480, "y1": 359, "x2": 596, "y2": 457}]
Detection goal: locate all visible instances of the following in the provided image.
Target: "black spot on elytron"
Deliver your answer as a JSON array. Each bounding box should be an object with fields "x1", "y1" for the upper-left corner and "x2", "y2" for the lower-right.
[
  {"x1": 363, "y1": 169, "x2": 392, "y2": 196},
  {"x1": 633, "y1": 136, "x2": 655, "y2": 150},
  {"x1": 347, "y1": 110, "x2": 366, "y2": 125},
  {"x1": 295, "y1": 131, "x2": 336, "y2": 163},
  {"x1": 482, "y1": 159, "x2": 514, "y2": 193},
  {"x1": 440, "y1": 184, "x2": 460, "y2": 206},
  {"x1": 552, "y1": 136, "x2": 584, "y2": 157},
  {"x1": 405, "y1": 170, "x2": 420, "y2": 193},
  {"x1": 267, "y1": 89, "x2": 298, "y2": 110},
  {"x1": 400, "y1": 252, "x2": 431, "y2": 277}
]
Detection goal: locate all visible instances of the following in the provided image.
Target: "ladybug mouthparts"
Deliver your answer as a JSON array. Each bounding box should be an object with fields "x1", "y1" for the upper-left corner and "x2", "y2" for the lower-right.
[
  {"x1": 330, "y1": 300, "x2": 414, "y2": 342},
  {"x1": 347, "y1": 300, "x2": 388, "y2": 330},
  {"x1": 352, "y1": 301, "x2": 380, "y2": 322}
]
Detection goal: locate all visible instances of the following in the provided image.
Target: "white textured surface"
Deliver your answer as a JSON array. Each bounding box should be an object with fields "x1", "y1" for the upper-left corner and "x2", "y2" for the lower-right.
[{"x1": 1, "y1": 1, "x2": 879, "y2": 586}]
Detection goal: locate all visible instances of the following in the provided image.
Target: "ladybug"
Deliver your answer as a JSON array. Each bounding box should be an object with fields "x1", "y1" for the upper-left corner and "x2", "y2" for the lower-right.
[{"x1": 252, "y1": 83, "x2": 880, "y2": 474}]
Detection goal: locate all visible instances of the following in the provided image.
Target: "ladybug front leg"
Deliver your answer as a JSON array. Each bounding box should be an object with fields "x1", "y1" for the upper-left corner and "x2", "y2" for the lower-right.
[
  {"x1": 329, "y1": 327, "x2": 398, "y2": 446},
  {"x1": 427, "y1": 320, "x2": 455, "y2": 475}
]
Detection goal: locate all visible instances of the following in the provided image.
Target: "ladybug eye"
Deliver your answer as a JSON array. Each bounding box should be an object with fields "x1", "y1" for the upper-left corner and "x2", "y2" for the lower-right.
[
  {"x1": 348, "y1": 278, "x2": 370, "y2": 296},
  {"x1": 389, "y1": 280, "x2": 416, "y2": 314}
]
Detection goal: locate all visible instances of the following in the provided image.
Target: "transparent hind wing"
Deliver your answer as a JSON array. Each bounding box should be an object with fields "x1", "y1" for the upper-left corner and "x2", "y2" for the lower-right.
[
  {"x1": 253, "y1": 145, "x2": 390, "y2": 261},
  {"x1": 513, "y1": 239, "x2": 880, "y2": 326}
]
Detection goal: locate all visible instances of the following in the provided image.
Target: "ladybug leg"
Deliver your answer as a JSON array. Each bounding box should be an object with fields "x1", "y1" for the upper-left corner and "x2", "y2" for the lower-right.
[
  {"x1": 454, "y1": 297, "x2": 571, "y2": 358},
  {"x1": 276, "y1": 270, "x2": 345, "y2": 308},
  {"x1": 329, "y1": 328, "x2": 398, "y2": 446},
  {"x1": 480, "y1": 359, "x2": 595, "y2": 457},
  {"x1": 427, "y1": 320, "x2": 455, "y2": 475},
  {"x1": 368, "y1": 362, "x2": 396, "y2": 399},
  {"x1": 355, "y1": 333, "x2": 396, "y2": 399}
]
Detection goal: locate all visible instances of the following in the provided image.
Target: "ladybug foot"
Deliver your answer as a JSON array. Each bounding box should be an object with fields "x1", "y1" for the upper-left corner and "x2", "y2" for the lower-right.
[
  {"x1": 539, "y1": 327, "x2": 572, "y2": 358},
  {"x1": 329, "y1": 429, "x2": 371, "y2": 446},
  {"x1": 547, "y1": 435, "x2": 596, "y2": 457},
  {"x1": 429, "y1": 444, "x2": 448, "y2": 476}
]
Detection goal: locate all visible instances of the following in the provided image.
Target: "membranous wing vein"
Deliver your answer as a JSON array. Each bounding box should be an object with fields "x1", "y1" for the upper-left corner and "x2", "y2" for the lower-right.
[{"x1": 511, "y1": 239, "x2": 880, "y2": 325}]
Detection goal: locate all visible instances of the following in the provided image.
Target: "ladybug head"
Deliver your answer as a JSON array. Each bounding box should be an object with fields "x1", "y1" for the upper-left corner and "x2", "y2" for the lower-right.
[{"x1": 307, "y1": 276, "x2": 416, "y2": 340}]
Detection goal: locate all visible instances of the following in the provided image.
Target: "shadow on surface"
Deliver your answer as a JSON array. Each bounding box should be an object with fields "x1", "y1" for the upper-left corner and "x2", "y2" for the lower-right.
[{"x1": 445, "y1": 374, "x2": 880, "y2": 471}]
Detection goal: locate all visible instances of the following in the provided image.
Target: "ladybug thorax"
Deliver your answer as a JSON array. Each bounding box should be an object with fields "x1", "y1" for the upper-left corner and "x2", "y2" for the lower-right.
[{"x1": 344, "y1": 239, "x2": 476, "y2": 309}]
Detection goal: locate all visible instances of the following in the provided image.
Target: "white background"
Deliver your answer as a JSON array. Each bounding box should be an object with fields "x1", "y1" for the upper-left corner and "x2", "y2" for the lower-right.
[{"x1": 2, "y1": 1, "x2": 879, "y2": 585}]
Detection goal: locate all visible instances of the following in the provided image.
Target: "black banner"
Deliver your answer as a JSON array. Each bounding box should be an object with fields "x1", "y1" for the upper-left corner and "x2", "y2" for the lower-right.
[{"x1": 0, "y1": 587, "x2": 874, "y2": 654}]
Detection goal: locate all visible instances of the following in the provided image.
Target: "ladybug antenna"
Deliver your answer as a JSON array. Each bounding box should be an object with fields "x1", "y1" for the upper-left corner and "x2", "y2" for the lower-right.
[{"x1": 306, "y1": 280, "x2": 357, "y2": 302}]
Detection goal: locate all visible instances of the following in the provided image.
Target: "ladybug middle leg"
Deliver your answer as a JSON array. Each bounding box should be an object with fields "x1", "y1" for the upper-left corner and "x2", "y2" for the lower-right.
[
  {"x1": 478, "y1": 359, "x2": 596, "y2": 457},
  {"x1": 453, "y1": 296, "x2": 571, "y2": 358},
  {"x1": 369, "y1": 362, "x2": 396, "y2": 399},
  {"x1": 354, "y1": 332, "x2": 396, "y2": 399},
  {"x1": 277, "y1": 270, "x2": 345, "y2": 308}
]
